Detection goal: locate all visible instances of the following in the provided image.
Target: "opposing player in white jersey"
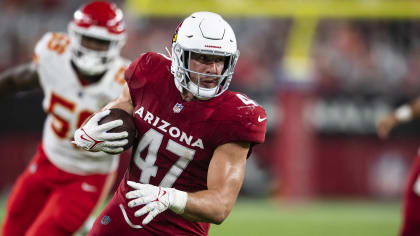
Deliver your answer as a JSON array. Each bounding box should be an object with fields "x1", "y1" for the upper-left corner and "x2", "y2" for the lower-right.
[{"x1": 0, "y1": 1, "x2": 130, "y2": 235}]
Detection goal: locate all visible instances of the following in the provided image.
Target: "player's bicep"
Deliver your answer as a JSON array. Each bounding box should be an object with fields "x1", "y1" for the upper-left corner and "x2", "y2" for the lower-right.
[
  {"x1": 102, "y1": 83, "x2": 134, "y2": 114},
  {"x1": 18, "y1": 61, "x2": 39, "y2": 87},
  {"x1": 207, "y1": 142, "x2": 250, "y2": 203},
  {"x1": 0, "y1": 61, "x2": 39, "y2": 97}
]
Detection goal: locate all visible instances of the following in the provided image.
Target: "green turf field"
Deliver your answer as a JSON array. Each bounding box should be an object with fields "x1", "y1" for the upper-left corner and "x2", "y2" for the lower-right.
[
  {"x1": 209, "y1": 198, "x2": 401, "y2": 236},
  {"x1": 0, "y1": 196, "x2": 401, "y2": 236}
]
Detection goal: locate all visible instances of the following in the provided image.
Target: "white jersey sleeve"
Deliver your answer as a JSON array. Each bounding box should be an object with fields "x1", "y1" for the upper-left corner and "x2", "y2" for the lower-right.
[{"x1": 35, "y1": 32, "x2": 131, "y2": 175}]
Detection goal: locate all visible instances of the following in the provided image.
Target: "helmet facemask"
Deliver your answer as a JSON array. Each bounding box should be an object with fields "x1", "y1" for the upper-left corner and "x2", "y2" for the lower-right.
[
  {"x1": 172, "y1": 44, "x2": 239, "y2": 100},
  {"x1": 171, "y1": 12, "x2": 240, "y2": 100}
]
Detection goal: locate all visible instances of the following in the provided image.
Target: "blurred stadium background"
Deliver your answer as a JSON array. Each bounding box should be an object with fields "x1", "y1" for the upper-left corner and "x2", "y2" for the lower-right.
[{"x1": 4, "y1": 0, "x2": 420, "y2": 235}]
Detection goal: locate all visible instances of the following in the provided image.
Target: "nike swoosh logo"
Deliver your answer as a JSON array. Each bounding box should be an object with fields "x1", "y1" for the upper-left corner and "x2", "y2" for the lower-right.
[
  {"x1": 80, "y1": 128, "x2": 103, "y2": 150},
  {"x1": 258, "y1": 116, "x2": 267, "y2": 122}
]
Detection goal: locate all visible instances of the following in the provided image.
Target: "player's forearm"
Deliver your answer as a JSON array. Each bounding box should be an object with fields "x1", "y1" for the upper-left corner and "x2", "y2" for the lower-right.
[
  {"x1": 0, "y1": 62, "x2": 39, "y2": 97},
  {"x1": 178, "y1": 142, "x2": 248, "y2": 224},
  {"x1": 181, "y1": 188, "x2": 238, "y2": 224}
]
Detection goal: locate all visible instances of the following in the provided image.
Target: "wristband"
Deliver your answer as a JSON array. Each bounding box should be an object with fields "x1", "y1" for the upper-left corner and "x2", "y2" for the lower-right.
[
  {"x1": 170, "y1": 189, "x2": 188, "y2": 214},
  {"x1": 395, "y1": 105, "x2": 413, "y2": 122}
]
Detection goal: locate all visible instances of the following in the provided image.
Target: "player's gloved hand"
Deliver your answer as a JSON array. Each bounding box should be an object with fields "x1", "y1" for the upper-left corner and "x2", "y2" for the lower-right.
[
  {"x1": 125, "y1": 181, "x2": 188, "y2": 225},
  {"x1": 73, "y1": 110, "x2": 128, "y2": 154}
]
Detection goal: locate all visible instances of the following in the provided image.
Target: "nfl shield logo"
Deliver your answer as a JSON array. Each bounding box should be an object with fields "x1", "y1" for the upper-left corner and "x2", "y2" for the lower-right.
[
  {"x1": 173, "y1": 103, "x2": 184, "y2": 113},
  {"x1": 101, "y1": 215, "x2": 111, "y2": 225}
]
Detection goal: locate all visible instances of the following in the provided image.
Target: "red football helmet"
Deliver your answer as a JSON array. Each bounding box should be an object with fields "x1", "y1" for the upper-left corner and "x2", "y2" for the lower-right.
[{"x1": 68, "y1": 1, "x2": 126, "y2": 75}]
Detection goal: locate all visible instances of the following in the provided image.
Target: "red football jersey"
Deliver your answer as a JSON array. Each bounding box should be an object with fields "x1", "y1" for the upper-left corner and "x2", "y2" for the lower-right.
[{"x1": 118, "y1": 52, "x2": 267, "y2": 235}]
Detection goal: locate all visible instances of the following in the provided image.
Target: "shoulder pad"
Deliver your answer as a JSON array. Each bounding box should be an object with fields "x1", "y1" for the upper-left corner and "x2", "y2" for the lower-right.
[{"x1": 35, "y1": 32, "x2": 70, "y2": 60}]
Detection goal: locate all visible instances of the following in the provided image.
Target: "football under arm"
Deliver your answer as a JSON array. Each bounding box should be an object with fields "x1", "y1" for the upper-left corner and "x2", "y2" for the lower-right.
[
  {"x1": 73, "y1": 83, "x2": 134, "y2": 153},
  {"x1": 0, "y1": 61, "x2": 40, "y2": 97},
  {"x1": 181, "y1": 141, "x2": 250, "y2": 225}
]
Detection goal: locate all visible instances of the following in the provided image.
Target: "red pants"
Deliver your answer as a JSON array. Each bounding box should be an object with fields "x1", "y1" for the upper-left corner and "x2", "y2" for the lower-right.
[
  {"x1": 2, "y1": 145, "x2": 113, "y2": 236},
  {"x1": 400, "y1": 155, "x2": 420, "y2": 236}
]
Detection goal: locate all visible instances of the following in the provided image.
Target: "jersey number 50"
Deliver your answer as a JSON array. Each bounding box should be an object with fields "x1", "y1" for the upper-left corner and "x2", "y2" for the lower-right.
[{"x1": 48, "y1": 92, "x2": 92, "y2": 139}]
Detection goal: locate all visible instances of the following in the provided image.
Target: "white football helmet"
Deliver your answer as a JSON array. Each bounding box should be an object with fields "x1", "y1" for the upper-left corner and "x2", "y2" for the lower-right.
[
  {"x1": 68, "y1": 1, "x2": 126, "y2": 76},
  {"x1": 171, "y1": 12, "x2": 240, "y2": 100}
]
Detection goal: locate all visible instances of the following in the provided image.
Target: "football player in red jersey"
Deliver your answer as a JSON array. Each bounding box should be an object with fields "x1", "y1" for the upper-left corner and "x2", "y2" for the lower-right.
[
  {"x1": 0, "y1": 1, "x2": 129, "y2": 235},
  {"x1": 378, "y1": 101, "x2": 420, "y2": 236},
  {"x1": 74, "y1": 12, "x2": 267, "y2": 235}
]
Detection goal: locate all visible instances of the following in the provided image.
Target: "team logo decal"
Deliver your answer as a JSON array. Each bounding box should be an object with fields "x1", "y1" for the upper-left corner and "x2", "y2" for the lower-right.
[
  {"x1": 173, "y1": 103, "x2": 184, "y2": 113},
  {"x1": 101, "y1": 215, "x2": 111, "y2": 225},
  {"x1": 172, "y1": 22, "x2": 183, "y2": 43},
  {"x1": 172, "y1": 31, "x2": 178, "y2": 43}
]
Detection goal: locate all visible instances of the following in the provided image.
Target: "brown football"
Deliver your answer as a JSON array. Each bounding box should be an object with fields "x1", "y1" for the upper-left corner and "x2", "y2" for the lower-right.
[{"x1": 98, "y1": 108, "x2": 137, "y2": 151}]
